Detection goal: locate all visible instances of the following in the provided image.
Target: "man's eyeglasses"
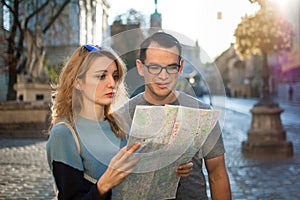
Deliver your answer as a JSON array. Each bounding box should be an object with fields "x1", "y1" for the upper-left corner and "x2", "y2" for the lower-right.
[{"x1": 143, "y1": 63, "x2": 180, "y2": 75}]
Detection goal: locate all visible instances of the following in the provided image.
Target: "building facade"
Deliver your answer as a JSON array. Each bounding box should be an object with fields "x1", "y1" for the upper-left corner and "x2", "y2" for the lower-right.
[
  {"x1": 0, "y1": 0, "x2": 110, "y2": 101},
  {"x1": 276, "y1": 0, "x2": 300, "y2": 102},
  {"x1": 215, "y1": 1, "x2": 300, "y2": 101},
  {"x1": 44, "y1": 0, "x2": 110, "y2": 66}
]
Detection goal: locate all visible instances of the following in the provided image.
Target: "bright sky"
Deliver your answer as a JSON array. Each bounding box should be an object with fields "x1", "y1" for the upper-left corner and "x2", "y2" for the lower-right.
[{"x1": 107, "y1": 0, "x2": 260, "y2": 61}]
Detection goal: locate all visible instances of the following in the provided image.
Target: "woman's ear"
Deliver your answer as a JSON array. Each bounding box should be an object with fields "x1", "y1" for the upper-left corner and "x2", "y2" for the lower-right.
[{"x1": 74, "y1": 79, "x2": 82, "y2": 90}]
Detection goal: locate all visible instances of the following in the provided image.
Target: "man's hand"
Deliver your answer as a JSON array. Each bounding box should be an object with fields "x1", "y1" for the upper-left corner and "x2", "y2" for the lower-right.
[{"x1": 175, "y1": 162, "x2": 193, "y2": 177}]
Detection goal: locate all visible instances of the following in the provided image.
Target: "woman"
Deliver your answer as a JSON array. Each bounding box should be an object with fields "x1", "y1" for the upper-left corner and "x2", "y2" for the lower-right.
[
  {"x1": 46, "y1": 45, "x2": 191, "y2": 199},
  {"x1": 46, "y1": 45, "x2": 141, "y2": 199}
]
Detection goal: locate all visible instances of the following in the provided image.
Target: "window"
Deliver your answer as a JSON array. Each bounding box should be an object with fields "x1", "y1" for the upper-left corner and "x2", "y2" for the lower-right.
[{"x1": 2, "y1": 0, "x2": 12, "y2": 31}]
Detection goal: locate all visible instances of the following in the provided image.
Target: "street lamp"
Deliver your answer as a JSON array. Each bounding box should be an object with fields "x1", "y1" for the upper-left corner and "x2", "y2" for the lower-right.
[{"x1": 234, "y1": 0, "x2": 294, "y2": 157}]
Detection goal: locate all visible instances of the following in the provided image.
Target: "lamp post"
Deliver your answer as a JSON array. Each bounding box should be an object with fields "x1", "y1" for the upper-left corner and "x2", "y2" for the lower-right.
[
  {"x1": 234, "y1": 0, "x2": 294, "y2": 157},
  {"x1": 242, "y1": 51, "x2": 293, "y2": 157}
]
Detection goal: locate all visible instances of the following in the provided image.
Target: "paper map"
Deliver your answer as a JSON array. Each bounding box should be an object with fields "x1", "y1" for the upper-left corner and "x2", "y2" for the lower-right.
[{"x1": 112, "y1": 105, "x2": 221, "y2": 200}]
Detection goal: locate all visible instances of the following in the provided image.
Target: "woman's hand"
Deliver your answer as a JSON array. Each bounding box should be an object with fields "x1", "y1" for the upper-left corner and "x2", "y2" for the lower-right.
[
  {"x1": 97, "y1": 143, "x2": 141, "y2": 195},
  {"x1": 175, "y1": 161, "x2": 193, "y2": 177}
]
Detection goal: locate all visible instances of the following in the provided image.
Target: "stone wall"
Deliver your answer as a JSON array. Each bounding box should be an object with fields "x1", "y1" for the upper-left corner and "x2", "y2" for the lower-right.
[{"x1": 0, "y1": 101, "x2": 51, "y2": 138}]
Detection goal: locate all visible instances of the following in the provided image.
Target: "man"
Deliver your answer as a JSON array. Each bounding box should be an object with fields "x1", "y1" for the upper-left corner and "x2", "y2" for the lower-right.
[{"x1": 117, "y1": 31, "x2": 231, "y2": 199}]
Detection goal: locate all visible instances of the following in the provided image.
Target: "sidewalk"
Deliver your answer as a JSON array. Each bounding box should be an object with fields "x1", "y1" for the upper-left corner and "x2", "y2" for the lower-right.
[
  {"x1": 0, "y1": 138, "x2": 55, "y2": 199},
  {"x1": 219, "y1": 109, "x2": 300, "y2": 199},
  {"x1": 0, "y1": 97, "x2": 299, "y2": 199},
  {"x1": 203, "y1": 96, "x2": 300, "y2": 199}
]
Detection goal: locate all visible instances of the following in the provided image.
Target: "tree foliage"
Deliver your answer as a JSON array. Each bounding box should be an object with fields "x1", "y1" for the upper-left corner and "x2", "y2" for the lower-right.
[{"x1": 234, "y1": 0, "x2": 294, "y2": 60}]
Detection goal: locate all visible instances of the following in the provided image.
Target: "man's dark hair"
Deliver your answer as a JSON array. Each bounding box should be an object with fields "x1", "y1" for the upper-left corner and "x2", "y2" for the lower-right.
[{"x1": 139, "y1": 31, "x2": 182, "y2": 63}]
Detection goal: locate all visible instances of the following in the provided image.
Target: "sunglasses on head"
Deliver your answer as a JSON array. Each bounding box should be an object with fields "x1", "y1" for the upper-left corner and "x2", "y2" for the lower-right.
[{"x1": 84, "y1": 44, "x2": 101, "y2": 51}]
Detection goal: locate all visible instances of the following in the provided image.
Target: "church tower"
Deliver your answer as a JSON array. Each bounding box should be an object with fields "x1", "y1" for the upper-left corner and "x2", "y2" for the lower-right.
[{"x1": 149, "y1": 0, "x2": 162, "y2": 34}]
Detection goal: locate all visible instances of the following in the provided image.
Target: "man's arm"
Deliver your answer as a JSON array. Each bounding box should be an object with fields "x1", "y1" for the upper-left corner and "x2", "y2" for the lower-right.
[{"x1": 205, "y1": 154, "x2": 232, "y2": 200}]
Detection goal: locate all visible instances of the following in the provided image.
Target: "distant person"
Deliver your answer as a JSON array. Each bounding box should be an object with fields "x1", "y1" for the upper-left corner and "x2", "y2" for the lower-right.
[
  {"x1": 116, "y1": 32, "x2": 232, "y2": 199},
  {"x1": 289, "y1": 85, "x2": 293, "y2": 101},
  {"x1": 46, "y1": 44, "x2": 191, "y2": 199}
]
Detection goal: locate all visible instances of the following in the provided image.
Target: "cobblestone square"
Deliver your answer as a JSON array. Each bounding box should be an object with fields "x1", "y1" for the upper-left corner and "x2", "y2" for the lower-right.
[{"x1": 0, "y1": 98, "x2": 299, "y2": 199}]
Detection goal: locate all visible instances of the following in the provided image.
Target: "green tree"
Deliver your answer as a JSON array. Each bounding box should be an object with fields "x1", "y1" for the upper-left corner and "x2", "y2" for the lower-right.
[
  {"x1": 1, "y1": 0, "x2": 72, "y2": 100},
  {"x1": 234, "y1": 0, "x2": 294, "y2": 105}
]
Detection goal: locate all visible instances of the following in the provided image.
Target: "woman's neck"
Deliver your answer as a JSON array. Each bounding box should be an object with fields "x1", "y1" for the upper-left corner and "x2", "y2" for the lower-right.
[{"x1": 79, "y1": 105, "x2": 105, "y2": 121}]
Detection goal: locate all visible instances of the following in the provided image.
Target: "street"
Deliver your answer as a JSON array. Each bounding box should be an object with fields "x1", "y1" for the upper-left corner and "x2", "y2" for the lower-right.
[
  {"x1": 203, "y1": 96, "x2": 300, "y2": 199},
  {"x1": 0, "y1": 97, "x2": 299, "y2": 199}
]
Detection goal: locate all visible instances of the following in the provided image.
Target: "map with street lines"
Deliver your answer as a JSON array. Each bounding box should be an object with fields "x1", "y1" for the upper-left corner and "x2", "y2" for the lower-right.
[{"x1": 112, "y1": 105, "x2": 221, "y2": 200}]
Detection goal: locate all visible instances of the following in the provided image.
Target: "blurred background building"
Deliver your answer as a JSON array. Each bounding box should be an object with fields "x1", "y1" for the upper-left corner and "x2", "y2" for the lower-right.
[
  {"x1": 109, "y1": 0, "x2": 206, "y2": 97},
  {"x1": 0, "y1": 0, "x2": 299, "y2": 102},
  {"x1": 214, "y1": 0, "x2": 300, "y2": 101},
  {"x1": 0, "y1": 0, "x2": 110, "y2": 101}
]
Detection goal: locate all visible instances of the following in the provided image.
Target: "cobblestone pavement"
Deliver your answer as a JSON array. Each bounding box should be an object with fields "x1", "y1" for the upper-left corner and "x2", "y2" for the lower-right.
[
  {"x1": 0, "y1": 139, "x2": 55, "y2": 199},
  {"x1": 219, "y1": 109, "x2": 300, "y2": 200},
  {"x1": 0, "y1": 99, "x2": 299, "y2": 199}
]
